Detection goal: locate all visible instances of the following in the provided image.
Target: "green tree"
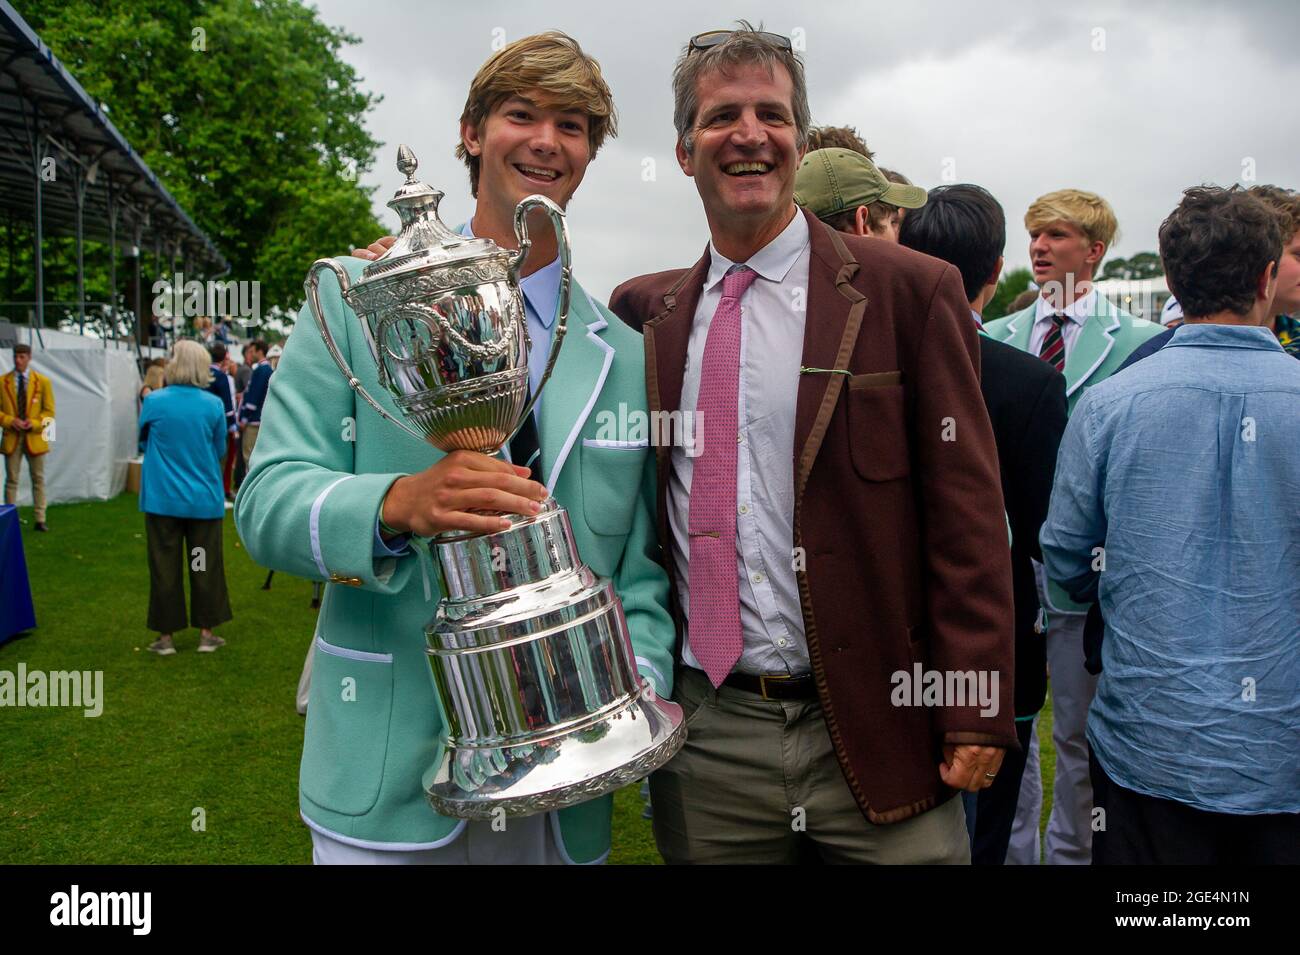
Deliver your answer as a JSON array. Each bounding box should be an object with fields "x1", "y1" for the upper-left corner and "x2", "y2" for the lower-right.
[
  {"x1": 1099, "y1": 251, "x2": 1163, "y2": 281},
  {"x1": 983, "y1": 267, "x2": 1032, "y2": 321},
  {"x1": 19, "y1": 0, "x2": 383, "y2": 326}
]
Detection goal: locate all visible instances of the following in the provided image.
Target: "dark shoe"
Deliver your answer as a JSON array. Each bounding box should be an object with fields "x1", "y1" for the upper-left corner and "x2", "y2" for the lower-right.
[{"x1": 34, "y1": 522, "x2": 48, "y2": 532}]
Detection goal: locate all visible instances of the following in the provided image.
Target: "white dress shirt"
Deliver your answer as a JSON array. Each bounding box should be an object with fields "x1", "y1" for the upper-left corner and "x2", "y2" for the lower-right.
[
  {"x1": 1027, "y1": 288, "x2": 1098, "y2": 359},
  {"x1": 670, "y1": 210, "x2": 812, "y2": 677}
]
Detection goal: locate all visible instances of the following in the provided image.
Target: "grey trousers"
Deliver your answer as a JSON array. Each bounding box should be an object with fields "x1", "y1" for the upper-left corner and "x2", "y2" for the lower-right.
[
  {"x1": 649, "y1": 666, "x2": 970, "y2": 864},
  {"x1": 1006, "y1": 715, "x2": 1042, "y2": 865},
  {"x1": 1042, "y1": 610, "x2": 1098, "y2": 864}
]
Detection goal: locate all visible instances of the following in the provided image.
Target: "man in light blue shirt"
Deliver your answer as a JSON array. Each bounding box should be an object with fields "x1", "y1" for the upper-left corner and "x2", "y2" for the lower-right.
[{"x1": 1041, "y1": 185, "x2": 1300, "y2": 864}]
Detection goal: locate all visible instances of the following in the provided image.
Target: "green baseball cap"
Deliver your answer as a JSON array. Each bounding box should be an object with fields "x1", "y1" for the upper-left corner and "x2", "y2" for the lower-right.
[{"x1": 794, "y1": 147, "x2": 928, "y2": 220}]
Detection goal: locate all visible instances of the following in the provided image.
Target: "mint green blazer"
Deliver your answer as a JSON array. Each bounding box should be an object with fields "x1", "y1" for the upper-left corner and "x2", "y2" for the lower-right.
[
  {"x1": 982, "y1": 293, "x2": 1164, "y2": 614},
  {"x1": 235, "y1": 256, "x2": 675, "y2": 863}
]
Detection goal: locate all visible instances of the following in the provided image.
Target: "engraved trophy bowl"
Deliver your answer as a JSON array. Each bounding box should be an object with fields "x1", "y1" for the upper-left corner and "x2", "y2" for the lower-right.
[{"x1": 304, "y1": 145, "x2": 684, "y2": 818}]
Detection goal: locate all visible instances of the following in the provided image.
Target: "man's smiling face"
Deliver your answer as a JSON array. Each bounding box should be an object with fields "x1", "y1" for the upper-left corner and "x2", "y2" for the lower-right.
[
  {"x1": 677, "y1": 61, "x2": 803, "y2": 226},
  {"x1": 463, "y1": 92, "x2": 592, "y2": 214}
]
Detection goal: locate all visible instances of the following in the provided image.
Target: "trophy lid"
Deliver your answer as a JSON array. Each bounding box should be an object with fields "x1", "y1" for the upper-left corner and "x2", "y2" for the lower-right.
[{"x1": 357, "y1": 145, "x2": 499, "y2": 284}]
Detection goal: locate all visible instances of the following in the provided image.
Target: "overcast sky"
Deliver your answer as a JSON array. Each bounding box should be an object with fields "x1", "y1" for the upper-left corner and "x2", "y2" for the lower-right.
[{"x1": 311, "y1": 0, "x2": 1300, "y2": 302}]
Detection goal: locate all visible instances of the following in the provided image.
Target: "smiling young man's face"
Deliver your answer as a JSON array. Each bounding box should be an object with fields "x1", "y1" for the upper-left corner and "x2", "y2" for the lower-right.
[
  {"x1": 462, "y1": 92, "x2": 592, "y2": 216},
  {"x1": 677, "y1": 60, "x2": 803, "y2": 231}
]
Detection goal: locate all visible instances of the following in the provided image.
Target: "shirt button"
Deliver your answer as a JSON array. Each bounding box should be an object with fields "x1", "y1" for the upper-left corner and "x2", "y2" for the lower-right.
[
  {"x1": 738, "y1": 504, "x2": 748, "y2": 514},
  {"x1": 737, "y1": 433, "x2": 743, "y2": 444},
  {"x1": 777, "y1": 638, "x2": 787, "y2": 648},
  {"x1": 752, "y1": 572, "x2": 763, "y2": 583}
]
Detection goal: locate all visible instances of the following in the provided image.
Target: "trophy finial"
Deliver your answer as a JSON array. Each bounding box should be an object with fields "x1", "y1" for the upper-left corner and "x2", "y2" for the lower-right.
[{"x1": 397, "y1": 144, "x2": 418, "y2": 180}]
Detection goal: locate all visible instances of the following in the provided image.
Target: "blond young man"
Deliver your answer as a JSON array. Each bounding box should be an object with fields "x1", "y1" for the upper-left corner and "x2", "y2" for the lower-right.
[
  {"x1": 237, "y1": 33, "x2": 674, "y2": 865},
  {"x1": 983, "y1": 189, "x2": 1163, "y2": 864}
]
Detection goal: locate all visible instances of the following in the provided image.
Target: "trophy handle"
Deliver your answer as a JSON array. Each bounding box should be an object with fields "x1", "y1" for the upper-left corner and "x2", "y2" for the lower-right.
[
  {"x1": 507, "y1": 195, "x2": 571, "y2": 444},
  {"x1": 305, "y1": 258, "x2": 430, "y2": 445}
]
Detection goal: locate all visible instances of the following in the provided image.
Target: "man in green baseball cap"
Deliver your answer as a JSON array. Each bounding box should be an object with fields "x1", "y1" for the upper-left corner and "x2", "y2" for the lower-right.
[{"x1": 795, "y1": 146, "x2": 928, "y2": 241}]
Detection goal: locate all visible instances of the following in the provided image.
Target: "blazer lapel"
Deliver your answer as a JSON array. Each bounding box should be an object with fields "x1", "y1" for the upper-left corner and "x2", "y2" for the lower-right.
[
  {"x1": 1063, "y1": 294, "x2": 1119, "y2": 397},
  {"x1": 537, "y1": 281, "x2": 615, "y2": 495},
  {"x1": 1001, "y1": 304, "x2": 1035, "y2": 351},
  {"x1": 643, "y1": 247, "x2": 709, "y2": 423},
  {"x1": 794, "y1": 210, "x2": 867, "y2": 498}
]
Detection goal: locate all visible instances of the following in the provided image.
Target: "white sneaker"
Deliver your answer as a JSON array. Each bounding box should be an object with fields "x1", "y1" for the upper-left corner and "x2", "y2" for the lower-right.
[
  {"x1": 148, "y1": 636, "x2": 177, "y2": 656},
  {"x1": 197, "y1": 634, "x2": 227, "y2": 653}
]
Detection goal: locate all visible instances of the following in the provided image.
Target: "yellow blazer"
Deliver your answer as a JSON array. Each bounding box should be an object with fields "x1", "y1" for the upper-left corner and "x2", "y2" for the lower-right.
[{"x1": 1, "y1": 369, "x2": 55, "y2": 455}]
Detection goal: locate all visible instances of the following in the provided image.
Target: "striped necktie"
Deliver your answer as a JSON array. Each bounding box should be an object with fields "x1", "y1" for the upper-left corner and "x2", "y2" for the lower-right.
[{"x1": 1038, "y1": 314, "x2": 1067, "y2": 371}]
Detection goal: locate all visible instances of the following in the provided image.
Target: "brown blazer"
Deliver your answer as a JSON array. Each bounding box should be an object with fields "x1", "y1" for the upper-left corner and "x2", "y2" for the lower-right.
[{"x1": 609, "y1": 208, "x2": 1016, "y2": 823}]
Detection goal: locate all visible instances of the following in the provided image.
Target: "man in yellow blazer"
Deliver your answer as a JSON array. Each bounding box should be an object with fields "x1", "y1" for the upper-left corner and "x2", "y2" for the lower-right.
[{"x1": 2, "y1": 343, "x2": 55, "y2": 531}]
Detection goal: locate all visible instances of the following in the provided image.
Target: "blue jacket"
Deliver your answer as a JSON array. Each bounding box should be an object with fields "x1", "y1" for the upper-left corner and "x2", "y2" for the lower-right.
[
  {"x1": 208, "y1": 363, "x2": 235, "y2": 428},
  {"x1": 239, "y1": 361, "x2": 273, "y2": 426},
  {"x1": 139, "y1": 384, "x2": 228, "y2": 519}
]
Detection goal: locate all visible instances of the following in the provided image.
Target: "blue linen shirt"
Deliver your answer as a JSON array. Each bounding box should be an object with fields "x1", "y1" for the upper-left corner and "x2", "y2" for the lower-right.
[
  {"x1": 1041, "y1": 322, "x2": 1300, "y2": 814},
  {"x1": 138, "y1": 384, "x2": 228, "y2": 520}
]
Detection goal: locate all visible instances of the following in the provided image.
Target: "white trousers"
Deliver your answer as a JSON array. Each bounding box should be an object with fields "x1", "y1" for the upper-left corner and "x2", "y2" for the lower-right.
[{"x1": 310, "y1": 814, "x2": 573, "y2": 865}]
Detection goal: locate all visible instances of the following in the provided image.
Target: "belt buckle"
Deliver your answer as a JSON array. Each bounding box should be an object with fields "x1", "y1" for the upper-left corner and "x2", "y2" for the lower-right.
[{"x1": 758, "y1": 674, "x2": 791, "y2": 700}]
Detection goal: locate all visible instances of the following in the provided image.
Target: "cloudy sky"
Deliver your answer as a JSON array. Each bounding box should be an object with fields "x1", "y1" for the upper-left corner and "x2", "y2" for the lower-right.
[{"x1": 312, "y1": 0, "x2": 1300, "y2": 302}]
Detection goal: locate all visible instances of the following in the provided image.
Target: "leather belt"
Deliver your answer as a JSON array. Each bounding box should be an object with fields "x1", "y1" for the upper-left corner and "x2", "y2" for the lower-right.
[{"x1": 722, "y1": 671, "x2": 817, "y2": 701}]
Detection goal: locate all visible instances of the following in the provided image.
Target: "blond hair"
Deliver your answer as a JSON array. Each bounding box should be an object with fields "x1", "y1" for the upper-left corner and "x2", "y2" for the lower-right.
[
  {"x1": 1025, "y1": 189, "x2": 1119, "y2": 258},
  {"x1": 456, "y1": 32, "x2": 617, "y2": 198},
  {"x1": 142, "y1": 365, "x2": 166, "y2": 392},
  {"x1": 165, "y1": 339, "x2": 212, "y2": 388}
]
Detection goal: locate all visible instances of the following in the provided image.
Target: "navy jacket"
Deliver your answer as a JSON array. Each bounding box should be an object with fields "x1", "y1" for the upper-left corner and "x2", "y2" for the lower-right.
[
  {"x1": 208, "y1": 364, "x2": 235, "y2": 428},
  {"x1": 239, "y1": 361, "x2": 272, "y2": 426}
]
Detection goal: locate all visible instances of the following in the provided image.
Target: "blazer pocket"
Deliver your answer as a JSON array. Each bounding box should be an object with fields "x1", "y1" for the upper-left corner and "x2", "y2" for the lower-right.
[
  {"x1": 299, "y1": 634, "x2": 394, "y2": 817},
  {"x1": 845, "y1": 377, "x2": 910, "y2": 481},
  {"x1": 579, "y1": 441, "x2": 648, "y2": 537}
]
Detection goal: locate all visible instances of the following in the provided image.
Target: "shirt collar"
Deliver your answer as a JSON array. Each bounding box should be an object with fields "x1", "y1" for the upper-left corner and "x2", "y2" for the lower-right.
[
  {"x1": 704, "y1": 208, "x2": 809, "y2": 293},
  {"x1": 1166, "y1": 322, "x2": 1286, "y2": 352},
  {"x1": 463, "y1": 218, "x2": 563, "y2": 329},
  {"x1": 1035, "y1": 287, "x2": 1098, "y2": 326},
  {"x1": 971, "y1": 308, "x2": 984, "y2": 328}
]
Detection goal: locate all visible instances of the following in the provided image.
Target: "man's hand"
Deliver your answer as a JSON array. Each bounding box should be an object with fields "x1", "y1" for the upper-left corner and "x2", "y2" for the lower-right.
[
  {"x1": 381, "y1": 450, "x2": 547, "y2": 537},
  {"x1": 14, "y1": 419, "x2": 31, "y2": 431},
  {"x1": 350, "y1": 235, "x2": 396, "y2": 261},
  {"x1": 939, "y1": 744, "x2": 1006, "y2": 792}
]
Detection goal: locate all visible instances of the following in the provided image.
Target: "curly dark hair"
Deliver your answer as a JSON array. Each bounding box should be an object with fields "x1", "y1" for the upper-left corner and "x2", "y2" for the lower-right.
[{"x1": 1158, "y1": 186, "x2": 1284, "y2": 318}]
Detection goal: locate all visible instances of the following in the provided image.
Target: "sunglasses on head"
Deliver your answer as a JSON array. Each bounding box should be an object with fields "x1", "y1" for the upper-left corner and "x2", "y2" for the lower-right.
[{"x1": 688, "y1": 29, "x2": 793, "y2": 52}]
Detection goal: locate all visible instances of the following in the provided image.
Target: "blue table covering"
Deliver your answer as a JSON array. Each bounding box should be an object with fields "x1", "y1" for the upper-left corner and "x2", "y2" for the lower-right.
[{"x1": 0, "y1": 504, "x2": 36, "y2": 643}]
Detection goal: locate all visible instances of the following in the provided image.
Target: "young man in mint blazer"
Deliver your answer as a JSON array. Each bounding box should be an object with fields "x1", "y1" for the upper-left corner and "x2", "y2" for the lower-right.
[
  {"x1": 236, "y1": 32, "x2": 674, "y2": 865},
  {"x1": 982, "y1": 189, "x2": 1163, "y2": 866}
]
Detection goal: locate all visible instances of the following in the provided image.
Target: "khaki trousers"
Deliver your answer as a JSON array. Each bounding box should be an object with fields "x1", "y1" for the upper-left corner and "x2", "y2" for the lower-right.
[
  {"x1": 241, "y1": 424, "x2": 260, "y2": 469},
  {"x1": 649, "y1": 666, "x2": 970, "y2": 864},
  {"x1": 4, "y1": 443, "x2": 46, "y2": 522}
]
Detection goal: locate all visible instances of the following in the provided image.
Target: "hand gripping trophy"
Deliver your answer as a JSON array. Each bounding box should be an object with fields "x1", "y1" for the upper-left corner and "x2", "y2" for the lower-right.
[{"x1": 305, "y1": 146, "x2": 684, "y2": 819}]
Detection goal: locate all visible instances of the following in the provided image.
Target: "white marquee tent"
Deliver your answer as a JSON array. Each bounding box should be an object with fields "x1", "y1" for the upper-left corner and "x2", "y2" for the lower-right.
[{"x1": 1, "y1": 329, "x2": 144, "y2": 506}]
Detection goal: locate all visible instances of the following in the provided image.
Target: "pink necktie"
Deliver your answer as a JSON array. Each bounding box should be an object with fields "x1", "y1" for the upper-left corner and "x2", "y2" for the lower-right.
[{"x1": 688, "y1": 265, "x2": 758, "y2": 686}]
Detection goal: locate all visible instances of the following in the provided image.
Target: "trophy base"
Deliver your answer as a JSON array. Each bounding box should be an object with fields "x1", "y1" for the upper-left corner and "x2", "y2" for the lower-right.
[{"x1": 424, "y1": 682, "x2": 685, "y2": 819}]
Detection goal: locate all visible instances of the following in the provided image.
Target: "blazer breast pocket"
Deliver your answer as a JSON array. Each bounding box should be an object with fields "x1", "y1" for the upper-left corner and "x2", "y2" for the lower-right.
[
  {"x1": 580, "y1": 439, "x2": 649, "y2": 537},
  {"x1": 845, "y1": 373, "x2": 910, "y2": 481}
]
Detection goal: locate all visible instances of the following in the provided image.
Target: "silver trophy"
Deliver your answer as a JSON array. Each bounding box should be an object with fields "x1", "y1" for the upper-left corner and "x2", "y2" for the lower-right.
[{"x1": 304, "y1": 145, "x2": 684, "y2": 818}]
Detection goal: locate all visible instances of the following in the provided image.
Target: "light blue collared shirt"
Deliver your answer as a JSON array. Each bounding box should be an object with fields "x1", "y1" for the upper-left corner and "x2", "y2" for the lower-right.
[
  {"x1": 671, "y1": 210, "x2": 812, "y2": 677},
  {"x1": 1041, "y1": 322, "x2": 1300, "y2": 814}
]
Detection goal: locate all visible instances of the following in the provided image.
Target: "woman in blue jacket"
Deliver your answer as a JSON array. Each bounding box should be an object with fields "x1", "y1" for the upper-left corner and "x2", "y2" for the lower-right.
[{"x1": 139, "y1": 339, "x2": 233, "y2": 654}]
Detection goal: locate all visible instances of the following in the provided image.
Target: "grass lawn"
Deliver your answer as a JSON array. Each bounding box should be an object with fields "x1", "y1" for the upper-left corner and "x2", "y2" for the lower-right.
[{"x1": 1, "y1": 494, "x2": 1054, "y2": 864}]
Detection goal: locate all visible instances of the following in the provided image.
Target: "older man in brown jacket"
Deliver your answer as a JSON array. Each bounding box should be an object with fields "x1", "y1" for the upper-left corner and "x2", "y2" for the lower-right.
[{"x1": 609, "y1": 27, "x2": 1015, "y2": 864}]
